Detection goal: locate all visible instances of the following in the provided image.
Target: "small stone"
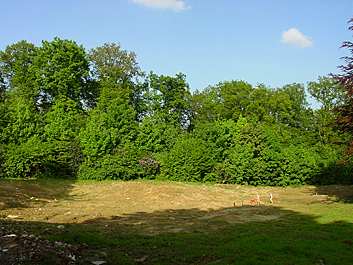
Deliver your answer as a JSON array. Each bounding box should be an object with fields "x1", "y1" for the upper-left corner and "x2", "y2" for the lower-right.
[
  {"x1": 91, "y1": 261, "x2": 107, "y2": 265},
  {"x1": 135, "y1": 255, "x2": 148, "y2": 263},
  {"x1": 57, "y1": 225, "x2": 65, "y2": 229},
  {"x1": 100, "y1": 251, "x2": 108, "y2": 257},
  {"x1": 3, "y1": 234, "x2": 17, "y2": 238},
  {"x1": 6, "y1": 215, "x2": 19, "y2": 219},
  {"x1": 8, "y1": 243, "x2": 18, "y2": 249},
  {"x1": 42, "y1": 228, "x2": 51, "y2": 233},
  {"x1": 55, "y1": 241, "x2": 64, "y2": 247}
]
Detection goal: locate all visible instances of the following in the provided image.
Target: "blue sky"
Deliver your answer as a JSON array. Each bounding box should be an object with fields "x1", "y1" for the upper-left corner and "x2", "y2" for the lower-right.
[{"x1": 1, "y1": 0, "x2": 352, "y2": 91}]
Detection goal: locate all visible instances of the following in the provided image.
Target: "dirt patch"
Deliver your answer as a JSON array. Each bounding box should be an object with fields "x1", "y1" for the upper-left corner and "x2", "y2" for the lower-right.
[
  {"x1": 198, "y1": 207, "x2": 282, "y2": 223},
  {"x1": 0, "y1": 180, "x2": 347, "y2": 234}
]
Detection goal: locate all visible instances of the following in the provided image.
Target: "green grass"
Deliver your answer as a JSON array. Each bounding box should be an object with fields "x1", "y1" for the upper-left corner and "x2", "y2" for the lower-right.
[{"x1": 42, "y1": 213, "x2": 353, "y2": 265}]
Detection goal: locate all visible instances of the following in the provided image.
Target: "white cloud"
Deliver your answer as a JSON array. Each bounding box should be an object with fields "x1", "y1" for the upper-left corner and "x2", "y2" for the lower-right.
[
  {"x1": 281, "y1": 28, "x2": 313, "y2": 48},
  {"x1": 131, "y1": 0, "x2": 190, "y2": 11}
]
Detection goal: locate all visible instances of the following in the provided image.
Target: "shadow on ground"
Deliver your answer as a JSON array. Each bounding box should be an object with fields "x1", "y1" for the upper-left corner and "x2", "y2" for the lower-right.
[
  {"x1": 0, "y1": 179, "x2": 76, "y2": 211},
  {"x1": 315, "y1": 185, "x2": 353, "y2": 203},
  {"x1": 1, "y1": 205, "x2": 353, "y2": 265}
]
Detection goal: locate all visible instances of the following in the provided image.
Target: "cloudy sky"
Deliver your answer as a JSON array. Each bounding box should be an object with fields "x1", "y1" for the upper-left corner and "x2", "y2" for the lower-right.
[{"x1": 1, "y1": 0, "x2": 352, "y2": 90}]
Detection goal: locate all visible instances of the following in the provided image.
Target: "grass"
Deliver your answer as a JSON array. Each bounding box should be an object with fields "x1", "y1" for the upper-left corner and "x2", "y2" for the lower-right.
[{"x1": 1, "y1": 179, "x2": 353, "y2": 264}]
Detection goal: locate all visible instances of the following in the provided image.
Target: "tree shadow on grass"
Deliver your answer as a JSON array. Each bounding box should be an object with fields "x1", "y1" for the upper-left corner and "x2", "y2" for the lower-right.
[
  {"x1": 311, "y1": 161, "x2": 353, "y2": 203},
  {"x1": 314, "y1": 185, "x2": 353, "y2": 203},
  {"x1": 0, "y1": 179, "x2": 77, "y2": 211},
  {"x1": 1, "y1": 205, "x2": 353, "y2": 265}
]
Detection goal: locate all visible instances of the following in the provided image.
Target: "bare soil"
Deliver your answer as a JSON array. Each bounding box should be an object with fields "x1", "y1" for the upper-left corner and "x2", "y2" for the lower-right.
[{"x1": 0, "y1": 180, "x2": 348, "y2": 235}]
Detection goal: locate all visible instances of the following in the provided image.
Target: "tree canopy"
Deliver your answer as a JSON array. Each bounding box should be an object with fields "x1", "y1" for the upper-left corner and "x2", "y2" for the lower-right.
[{"x1": 0, "y1": 36, "x2": 351, "y2": 185}]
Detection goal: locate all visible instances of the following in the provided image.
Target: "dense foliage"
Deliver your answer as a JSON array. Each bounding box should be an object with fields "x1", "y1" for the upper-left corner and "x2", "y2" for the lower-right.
[{"x1": 0, "y1": 36, "x2": 351, "y2": 185}]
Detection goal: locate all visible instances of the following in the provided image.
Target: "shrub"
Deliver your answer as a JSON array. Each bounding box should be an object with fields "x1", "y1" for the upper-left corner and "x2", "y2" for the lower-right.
[
  {"x1": 3, "y1": 136, "x2": 52, "y2": 178},
  {"x1": 135, "y1": 115, "x2": 181, "y2": 153},
  {"x1": 158, "y1": 136, "x2": 216, "y2": 182},
  {"x1": 78, "y1": 145, "x2": 143, "y2": 180}
]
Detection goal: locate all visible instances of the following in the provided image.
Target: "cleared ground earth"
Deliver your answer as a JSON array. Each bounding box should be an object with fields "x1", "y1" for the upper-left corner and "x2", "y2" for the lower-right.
[{"x1": 0, "y1": 180, "x2": 353, "y2": 264}]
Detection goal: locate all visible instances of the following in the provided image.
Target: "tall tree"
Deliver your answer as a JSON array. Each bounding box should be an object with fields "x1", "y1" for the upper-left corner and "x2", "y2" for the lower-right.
[
  {"x1": 307, "y1": 76, "x2": 346, "y2": 144},
  {"x1": 43, "y1": 96, "x2": 84, "y2": 176},
  {"x1": 145, "y1": 73, "x2": 192, "y2": 129},
  {"x1": 80, "y1": 85, "x2": 136, "y2": 158},
  {"x1": 308, "y1": 76, "x2": 345, "y2": 111},
  {"x1": 31, "y1": 37, "x2": 92, "y2": 109},
  {"x1": 89, "y1": 43, "x2": 141, "y2": 84},
  {"x1": 278, "y1": 83, "x2": 309, "y2": 128},
  {"x1": 78, "y1": 84, "x2": 140, "y2": 180},
  {"x1": 89, "y1": 43, "x2": 143, "y2": 116},
  {"x1": 0, "y1": 40, "x2": 37, "y2": 99}
]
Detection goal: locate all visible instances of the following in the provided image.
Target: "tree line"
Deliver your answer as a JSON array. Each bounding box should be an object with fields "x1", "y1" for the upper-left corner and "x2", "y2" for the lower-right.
[{"x1": 0, "y1": 33, "x2": 352, "y2": 185}]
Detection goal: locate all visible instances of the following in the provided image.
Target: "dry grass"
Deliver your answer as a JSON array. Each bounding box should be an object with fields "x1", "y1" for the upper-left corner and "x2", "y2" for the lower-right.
[{"x1": 1, "y1": 180, "x2": 351, "y2": 234}]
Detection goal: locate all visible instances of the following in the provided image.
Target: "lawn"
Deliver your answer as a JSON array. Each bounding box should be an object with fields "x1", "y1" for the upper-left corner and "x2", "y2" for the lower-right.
[{"x1": 0, "y1": 179, "x2": 353, "y2": 264}]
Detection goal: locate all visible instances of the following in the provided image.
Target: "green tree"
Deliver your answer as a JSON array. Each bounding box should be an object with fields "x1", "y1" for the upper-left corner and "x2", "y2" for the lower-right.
[
  {"x1": 31, "y1": 37, "x2": 92, "y2": 109},
  {"x1": 1, "y1": 95, "x2": 50, "y2": 178},
  {"x1": 89, "y1": 43, "x2": 144, "y2": 117},
  {"x1": 136, "y1": 115, "x2": 181, "y2": 153},
  {"x1": 192, "y1": 87, "x2": 223, "y2": 123},
  {"x1": 158, "y1": 136, "x2": 216, "y2": 182},
  {"x1": 308, "y1": 76, "x2": 346, "y2": 110},
  {"x1": 277, "y1": 83, "x2": 309, "y2": 128},
  {"x1": 89, "y1": 43, "x2": 141, "y2": 84},
  {"x1": 144, "y1": 73, "x2": 192, "y2": 129},
  {"x1": 78, "y1": 83, "x2": 141, "y2": 180},
  {"x1": 0, "y1": 40, "x2": 37, "y2": 99},
  {"x1": 308, "y1": 76, "x2": 348, "y2": 144},
  {"x1": 219, "y1": 80, "x2": 253, "y2": 120},
  {"x1": 44, "y1": 96, "x2": 84, "y2": 176},
  {"x1": 44, "y1": 96, "x2": 84, "y2": 141},
  {"x1": 80, "y1": 85, "x2": 137, "y2": 158},
  {"x1": 2, "y1": 96, "x2": 42, "y2": 145},
  {"x1": 193, "y1": 80, "x2": 254, "y2": 122}
]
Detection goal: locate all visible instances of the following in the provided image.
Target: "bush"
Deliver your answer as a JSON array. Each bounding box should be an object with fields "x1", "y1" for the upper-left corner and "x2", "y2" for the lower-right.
[
  {"x1": 78, "y1": 145, "x2": 143, "y2": 180},
  {"x1": 3, "y1": 136, "x2": 52, "y2": 178},
  {"x1": 3, "y1": 137, "x2": 81, "y2": 179},
  {"x1": 135, "y1": 115, "x2": 181, "y2": 153},
  {"x1": 275, "y1": 146, "x2": 320, "y2": 186},
  {"x1": 158, "y1": 136, "x2": 216, "y2": 182},
  {"x1": 138, "y1": 156, "x2": 160, "y2": 178},
  {"x1": 212, "y1": 122, "x2": 326, "y2": 186}
]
